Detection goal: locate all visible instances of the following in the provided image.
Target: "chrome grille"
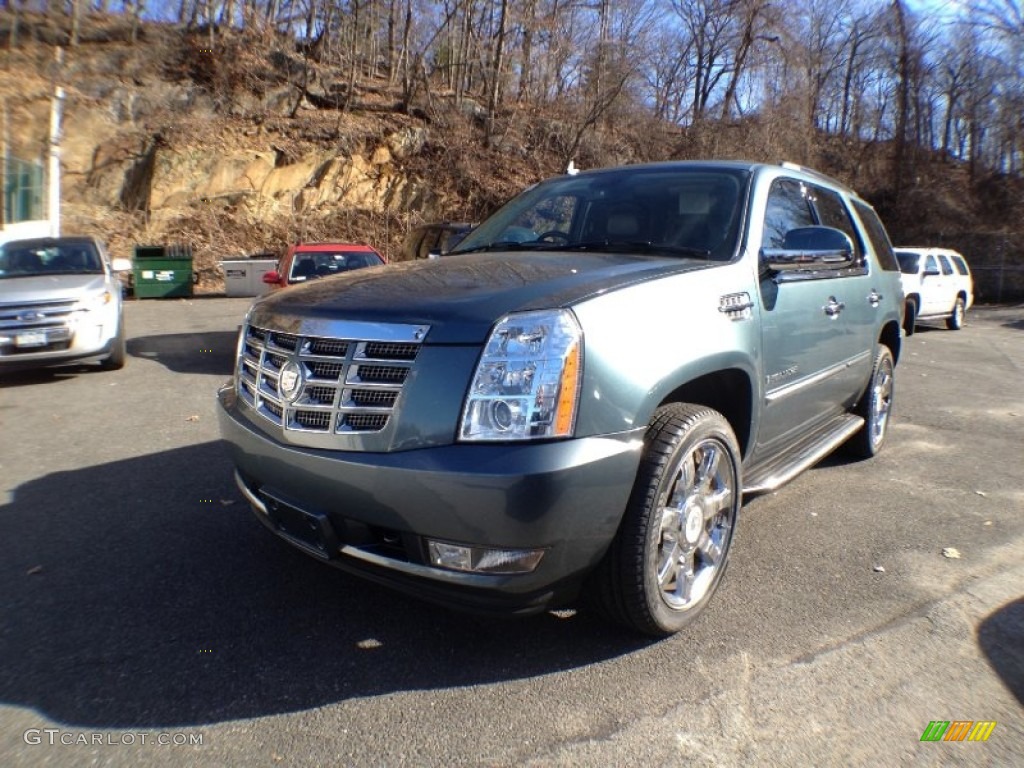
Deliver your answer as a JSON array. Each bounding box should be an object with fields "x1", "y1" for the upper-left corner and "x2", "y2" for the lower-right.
[
  {"x1": 0, "y1": 299, "x2": 78, "y2": 355},
  {"x1": 343, "y1": 413, "x2": 389, "y2": 431},
  {"x1": 309, "y1": 361, "x2": 343, "y2": 380},
  {"x1": 293, "y1": 410, "x2": 332, "y2": 431},
  {"x1": 269, "y1": 332, "x2": 298, "y2": 351},
  {"x1": 309, "y1": 338, "x2": 349, "y2": 356},
  {"x1": 362, "y1": 342, "x2": 419, "y2": 360},
  {"x1": 348, "y1": 389, "x2": 398, "y2": 408},
  {"x1": 349, "y1": 364, "x2": 409, "y2": 384},
  {"x1": 237, "y1": 323, "x2": 424, "y2": 435}
]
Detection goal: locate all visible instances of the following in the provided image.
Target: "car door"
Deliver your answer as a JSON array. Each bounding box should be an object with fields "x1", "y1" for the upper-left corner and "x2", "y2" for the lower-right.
[
  {"x1": 920, "y1": 252, "x2": 944, "y2": 315},
  {"x1": 808, "y1": 184, "x2": 877, "y2": 387},
  {"x1": 756, "y1": 179, "x2": 867, "y2": 448},
  {"x1": 936, "y1": 253, "x2": 957, "y2": 313}
]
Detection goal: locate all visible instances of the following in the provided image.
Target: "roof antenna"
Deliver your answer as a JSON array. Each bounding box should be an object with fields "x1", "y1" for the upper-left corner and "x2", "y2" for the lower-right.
[{"x1": 566, "y1": 159, "x2": 579, "y2": 176}]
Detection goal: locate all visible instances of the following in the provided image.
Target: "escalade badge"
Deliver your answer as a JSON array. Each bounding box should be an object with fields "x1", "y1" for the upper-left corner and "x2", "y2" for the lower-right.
[{"x1": 279, "y1": 361, "x2": 303, "y2": 402}]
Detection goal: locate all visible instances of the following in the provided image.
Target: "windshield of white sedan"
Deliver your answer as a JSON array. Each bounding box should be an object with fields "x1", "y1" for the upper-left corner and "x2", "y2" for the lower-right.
[
  {"x1": 452, "y1": 168, "x2": 749, "y2": 262},
  {"x1": 0, "y1": 242, "x2": 102, "y2": 278}
]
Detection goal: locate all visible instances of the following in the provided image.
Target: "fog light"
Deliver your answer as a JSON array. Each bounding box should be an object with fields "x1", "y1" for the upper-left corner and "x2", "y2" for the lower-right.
[{"x1": 427, "y1": 540, "x2": 545, "y2": 574}]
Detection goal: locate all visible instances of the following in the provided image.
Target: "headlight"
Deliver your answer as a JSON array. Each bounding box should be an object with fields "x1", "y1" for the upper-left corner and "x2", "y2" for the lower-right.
[
  {"x1": 460, "y1": 309, "x2": 582, "y2": 441},
  {"x1": 73, "y1": 290, "x2": 113, "y2": 313}
]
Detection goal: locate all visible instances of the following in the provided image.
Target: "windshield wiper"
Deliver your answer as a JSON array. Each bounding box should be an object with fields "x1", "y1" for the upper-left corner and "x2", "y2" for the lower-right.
[
  {"x1": 454, "y1": 240, "x2": 713, "y2": 258},
  {"x1": 451, "y1": 241, "x2": 548, "y2": 255},
  {"x1": 559, "y1": 240, "x2": 711, "y2": 258}
]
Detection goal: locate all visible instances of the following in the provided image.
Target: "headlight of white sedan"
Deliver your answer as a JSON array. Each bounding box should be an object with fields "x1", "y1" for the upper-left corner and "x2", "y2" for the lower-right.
[{"x1": 459, "y1": 309, "x2": 582, "y2": 441}]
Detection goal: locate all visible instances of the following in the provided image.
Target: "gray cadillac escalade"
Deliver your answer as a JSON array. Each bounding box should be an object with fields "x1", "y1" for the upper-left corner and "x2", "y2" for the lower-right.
[{"x1": 217, "y1": 160, "x2": 904, "y2": 636}]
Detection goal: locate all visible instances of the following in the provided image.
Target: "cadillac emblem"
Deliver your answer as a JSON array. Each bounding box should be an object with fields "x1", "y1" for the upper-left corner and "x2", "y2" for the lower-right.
[{"x1": 278, "y1": 360, "x2": 303, "y2": 402}]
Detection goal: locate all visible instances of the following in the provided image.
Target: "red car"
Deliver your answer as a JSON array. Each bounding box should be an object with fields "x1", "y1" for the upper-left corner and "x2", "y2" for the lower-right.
[{"x1": 262, "y1": 243, "x2": 386, "y2": 289}]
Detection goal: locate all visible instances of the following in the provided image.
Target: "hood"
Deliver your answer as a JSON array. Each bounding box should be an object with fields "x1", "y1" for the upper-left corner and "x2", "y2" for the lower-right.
[
  {"x1": 250, "y1": 251, "x2": 706, "y2": 343},
  {"x1": 0, "y1": 274, "x2": 109, "y2": 303}
]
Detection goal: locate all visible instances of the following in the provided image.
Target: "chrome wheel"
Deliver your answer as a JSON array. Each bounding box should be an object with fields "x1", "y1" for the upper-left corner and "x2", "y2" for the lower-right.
[
  {"x1": 656, "y1": 438, "x2": 735, "y2": 611},
  {"x1": 848, "y1": 346, "x2": 895, "y2": 458},
  {"x1": 588, "y1": 403, "x2": 741, "y2": 636},
  {"x1": 867, "y1": 352, "x2": 894, "y2": 449}
]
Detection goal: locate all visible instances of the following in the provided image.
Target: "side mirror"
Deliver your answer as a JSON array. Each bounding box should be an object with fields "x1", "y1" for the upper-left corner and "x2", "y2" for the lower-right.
[
  {"x1": 762, "y1": 226, "x2": 855, "y2": 272},
  {"x1": 426, "y1": 250, "x2": 441, "y2": 260},
  {"x1": 262, "y1": 271, "x2": 282, "y2": 285},
  {"x1": 111, "y1": 257, "x2": 133, "y2": 272}
]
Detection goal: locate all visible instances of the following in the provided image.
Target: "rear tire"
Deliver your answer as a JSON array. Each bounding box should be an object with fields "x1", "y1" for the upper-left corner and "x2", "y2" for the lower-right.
[
  {"x1": 946, "y1": 297, "x2": 965, "y2": 330},
  {"x1": 588, "y1": 404, "x2": 741, "y2": 636},
  {"x1": 847, "y1": 346, "x2": 894, "y2": 458}
]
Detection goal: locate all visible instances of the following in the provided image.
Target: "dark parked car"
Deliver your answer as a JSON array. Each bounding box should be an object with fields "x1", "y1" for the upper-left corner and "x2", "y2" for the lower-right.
[{"x1": 219, "y1": 160, "x2": 904, "y2": 636}]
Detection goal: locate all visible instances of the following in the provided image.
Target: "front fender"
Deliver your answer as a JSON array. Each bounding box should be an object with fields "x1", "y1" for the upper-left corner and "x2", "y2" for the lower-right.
[{"x1": 571, "y1": 263, "x2": 760, "y2": 452}]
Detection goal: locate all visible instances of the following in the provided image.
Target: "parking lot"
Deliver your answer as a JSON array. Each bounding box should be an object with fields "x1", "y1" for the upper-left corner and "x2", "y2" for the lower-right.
[{"x1": 1, "y1": 298, "x2": 1022, "y2": 767}]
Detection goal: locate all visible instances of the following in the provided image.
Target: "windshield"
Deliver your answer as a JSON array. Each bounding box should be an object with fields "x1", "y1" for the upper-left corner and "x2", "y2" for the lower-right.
[
  {"x1": 0, "y1": 241, "x2": 103, "y2": 279},
  {"x1": 289, "y1": 250, "x2": 384, "y2": 282},
  {"x1": 451, "y1": 166, "x2": 750, "y2": 262},
  {"x1": 894, "y1": 251, "x2": 920, "y2": 274}
]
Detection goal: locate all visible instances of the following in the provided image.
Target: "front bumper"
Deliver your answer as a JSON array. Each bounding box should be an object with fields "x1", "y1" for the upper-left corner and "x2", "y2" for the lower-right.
[
  {"x1": 0, "y1": 311, "x2": 120, "y2": 369},
  {"x1": 217, "y1": 383, "x2": 644, "y2": 614}
]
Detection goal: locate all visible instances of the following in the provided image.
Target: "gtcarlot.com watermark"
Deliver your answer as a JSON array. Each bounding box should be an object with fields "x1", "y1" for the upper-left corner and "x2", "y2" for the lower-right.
[{"x1": 24, "y1": 729, "x2": 203, "y2": 747}]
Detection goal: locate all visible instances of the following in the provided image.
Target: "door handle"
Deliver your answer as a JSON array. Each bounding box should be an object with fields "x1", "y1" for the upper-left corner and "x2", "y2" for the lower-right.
[
  {"x1": 867, "y1": 290, "x2": 882, "y2": 307},
  {"x1": 823, "y1": 297, "x2": 845, "y2": 317}
]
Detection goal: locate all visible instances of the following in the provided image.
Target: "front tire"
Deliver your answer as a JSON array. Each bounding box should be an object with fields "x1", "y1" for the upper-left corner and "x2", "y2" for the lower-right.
[
  {"x1": 589, "y1": 404, "x2": 741, "y2": 636},
  {"x1": 100, "y1": 317, "x2": 127, "y2": 370},
  {"x1": 847, "y1": 346, "x2": 894, "y2": 458},
  {"x1": 946, "y1": 297, "x2": 965, "y2": 330},
  {"x1": 903, "y1": 299, "x2": 917, "y2": 336}
]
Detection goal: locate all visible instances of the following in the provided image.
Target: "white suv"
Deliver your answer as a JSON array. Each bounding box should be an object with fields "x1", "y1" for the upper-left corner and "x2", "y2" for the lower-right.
[{"x1": 894, "y1": 247, "x2": 974, "y2": 334}]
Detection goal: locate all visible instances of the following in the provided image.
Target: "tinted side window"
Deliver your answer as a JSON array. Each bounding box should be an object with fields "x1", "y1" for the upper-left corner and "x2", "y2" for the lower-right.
[
  {"x1": 851, "y1": 201, "x2": 899, "y2": 272},
  {"x1": 810, "y1": 186, "x2": 863, "y2": 261},
  {"x1": 952, "y1": 255, "x2": 970, "y2": 275},
  {"x1": 925, "y1": 255, "x2": 938, "y2": 274},
  {"x1": 896, "y1": 251, "x2": 920, "y2": 274},
  {"x1": 938, "y1": 255, "x2": 953, "y2": 275},
  {"x1": 762, "y1": 180, "x2": 815, "y2": 250}
]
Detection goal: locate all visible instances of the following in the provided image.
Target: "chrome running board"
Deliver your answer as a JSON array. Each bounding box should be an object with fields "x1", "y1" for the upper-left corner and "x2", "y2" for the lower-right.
[{"x1": 743, "y1": 413, "x2": 865, "y2": 494}]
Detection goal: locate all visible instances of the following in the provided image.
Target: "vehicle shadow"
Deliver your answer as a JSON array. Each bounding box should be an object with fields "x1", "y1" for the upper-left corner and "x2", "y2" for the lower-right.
[
  {"x1": 977, "y1": 598, "x2": 1024, "y2": 706},
  {"x1": 0, "y1": 441, "x2": 649, "y2": 729},
  {"x1": 127, "y1": 331, "x2": 238, "y2": 375},
  {"x1": 0, "y1": 367, "x2": 99, "y2": 388}
]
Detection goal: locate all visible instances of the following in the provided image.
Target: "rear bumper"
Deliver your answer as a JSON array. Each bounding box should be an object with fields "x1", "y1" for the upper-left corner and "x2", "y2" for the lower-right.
[{"x1": 217, "y1": 383, "x2": 644, "y2": 614}]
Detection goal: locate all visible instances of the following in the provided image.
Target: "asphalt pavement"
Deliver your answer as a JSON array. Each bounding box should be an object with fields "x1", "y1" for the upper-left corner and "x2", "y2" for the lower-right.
[{"x1": 0, "y1": 298, "x2": 1021, "y2": 767}]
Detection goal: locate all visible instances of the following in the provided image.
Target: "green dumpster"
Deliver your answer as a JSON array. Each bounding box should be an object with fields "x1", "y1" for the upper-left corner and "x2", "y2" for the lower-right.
[{"x1": 132, "y1": 244, "x2": 194, "y2": 299}]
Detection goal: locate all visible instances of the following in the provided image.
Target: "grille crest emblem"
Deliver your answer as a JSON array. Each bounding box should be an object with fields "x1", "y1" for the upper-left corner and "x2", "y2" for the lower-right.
[{"x1": 278, "y1": 360, "x2": 303, "y2": 402}]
